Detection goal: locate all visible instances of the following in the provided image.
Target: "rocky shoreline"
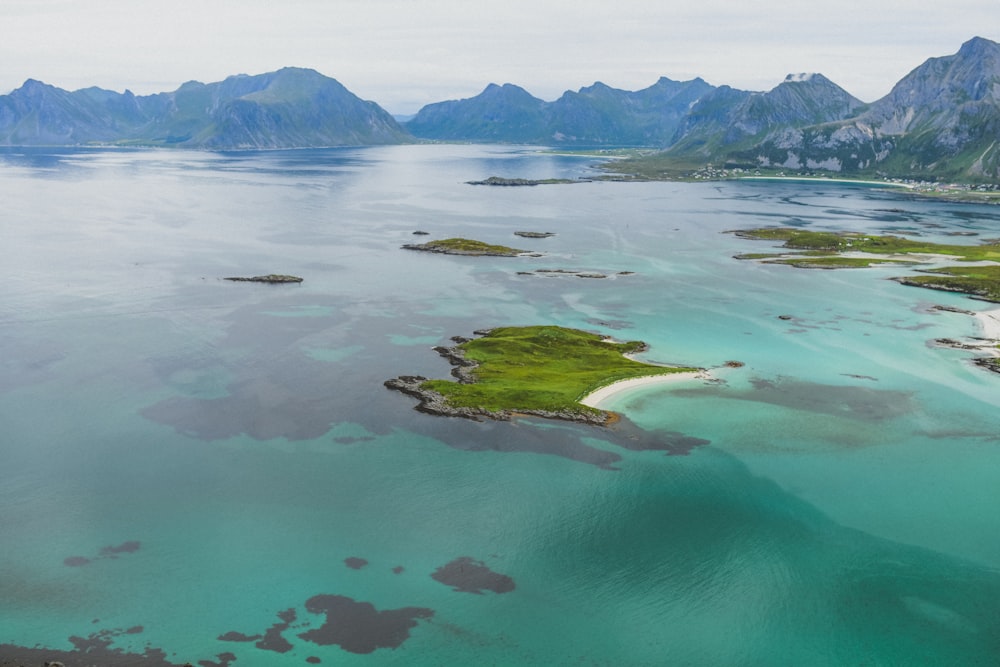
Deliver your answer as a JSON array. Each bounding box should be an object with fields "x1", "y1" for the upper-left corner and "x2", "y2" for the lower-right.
[{"x1": 931, "y1": 305, "x2": 1000, "y2": 374}]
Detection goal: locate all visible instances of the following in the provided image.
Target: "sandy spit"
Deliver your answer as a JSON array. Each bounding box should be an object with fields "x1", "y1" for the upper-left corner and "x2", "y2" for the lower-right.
[{"x1": 579, "y1": 371, "x2": 706, "y2": 408}]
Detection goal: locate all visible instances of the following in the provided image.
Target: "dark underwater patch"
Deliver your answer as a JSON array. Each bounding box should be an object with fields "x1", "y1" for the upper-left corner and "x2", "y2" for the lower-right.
[
  {"x1": 64, "y1": 540, "x2": 141, "y2": 567},
  {"x1": 256, "y1": 608, "x2": 296, "y2": 653},
  {"x1": 0, "y1": 626, "x2": 185, "y2": 667},
  {"x1": 298, "y1": 594, "x2": 434, "y2": 654},
  {"x1": 344, "y1": 556, "x2": 368, "y2": 569},
  {"x1": 218, "y1": 630, "x2": 261, "y2": 642},
  {"x1": 431, "y1": 557, "x2": 515, "y2": 594}
]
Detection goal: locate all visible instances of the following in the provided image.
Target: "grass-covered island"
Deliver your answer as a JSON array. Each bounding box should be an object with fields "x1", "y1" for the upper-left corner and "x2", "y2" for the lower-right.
[
  {"x1": 385, "y1": 325, "x2": 701, "y2": 425},
  {"x1": 466, "y1": 176, "x2": 578, "y2": 186},
  {"x1": 732, "y1": 228, "x2": 1000, "y2": 302},
  {"x1": 401, "y1": 237, "x2": 529, "y2": 257}
]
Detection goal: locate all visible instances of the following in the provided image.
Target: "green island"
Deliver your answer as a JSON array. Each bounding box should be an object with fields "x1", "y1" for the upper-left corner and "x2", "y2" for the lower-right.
[
  {"x1": 732, "y1": 228, "x2": 1000, "y2": 302},
  {"x1": 402, "y1": 237, "x2": 528, "y2": 257},
  {"x1": 224, "y1": 273, "x2": 303, "y2": 283},
  {"x1": 385, "y1": 325, "x2": 700, "y2": 425},
  {"x1": 466, "y1": 176, "x2": 579, "y2": 186}
]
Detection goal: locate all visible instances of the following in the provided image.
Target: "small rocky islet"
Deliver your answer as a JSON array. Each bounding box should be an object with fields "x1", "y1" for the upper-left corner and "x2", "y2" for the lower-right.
[
  {"x1": 224, "y1": 274, "x2": 304, "y2": 284},
  {"x1": 401, "y1": 237, "x2": 531, "y2": 257},
  {"x1": 465, "y1": 176, "x2": 579, "y2": 186}
]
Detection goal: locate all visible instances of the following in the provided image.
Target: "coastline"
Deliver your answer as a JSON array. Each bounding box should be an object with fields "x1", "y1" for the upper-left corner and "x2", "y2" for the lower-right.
[
  {"x1": 737, "y1": 176, "x2": 913, "y2": 189},
  {"x1": 975, "y1": 307, "x2": 1000, "y2": 354},
  {"x1": 580, "y1": 370, "x2": 707, "y2": 408}
]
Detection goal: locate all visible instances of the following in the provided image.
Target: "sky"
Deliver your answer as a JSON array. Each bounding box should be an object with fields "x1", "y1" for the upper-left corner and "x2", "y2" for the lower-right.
[{"x1": 2, "y1": 0, "x2": 998, "y2": 115}]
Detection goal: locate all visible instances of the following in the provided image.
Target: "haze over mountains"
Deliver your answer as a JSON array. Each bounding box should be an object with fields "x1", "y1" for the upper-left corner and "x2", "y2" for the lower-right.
[{"x1": 2, "y1": 37, "x2": 999, "y2": 181}]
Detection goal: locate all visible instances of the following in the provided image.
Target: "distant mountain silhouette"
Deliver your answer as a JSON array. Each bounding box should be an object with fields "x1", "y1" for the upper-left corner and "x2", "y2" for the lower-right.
[
  {"x1": 0, "y1": 68, "x2": 410, "y2": 148},
  {"x1": 405, "y1": 77, "x2": 713, "y2": 146}
]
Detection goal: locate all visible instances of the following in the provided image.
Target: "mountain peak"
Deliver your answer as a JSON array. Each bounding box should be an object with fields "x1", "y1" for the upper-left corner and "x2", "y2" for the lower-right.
[
  {"x1": 784, "y1": 73, "x2": 818, "y2": 83},
  {"x1": 958, "y1": 36, "x2": 999, "y2": 57},
  {"x1": 18, "y1": 78, "x2": 52, "y2": 92},
  {"x1": 477, "y1": 83, "x2": 537, "y2": 100}
]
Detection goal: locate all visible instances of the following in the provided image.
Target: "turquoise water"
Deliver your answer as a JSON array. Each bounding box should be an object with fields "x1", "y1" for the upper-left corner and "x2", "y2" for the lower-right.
[{"x1": 1, "y1": 145, "x2": 999, "y2": 665}]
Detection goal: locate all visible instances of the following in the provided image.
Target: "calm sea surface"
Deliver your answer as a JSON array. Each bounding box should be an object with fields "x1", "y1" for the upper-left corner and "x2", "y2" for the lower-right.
[{"x1": 1, "y1": 145, "x2": 999, "y2": 665}]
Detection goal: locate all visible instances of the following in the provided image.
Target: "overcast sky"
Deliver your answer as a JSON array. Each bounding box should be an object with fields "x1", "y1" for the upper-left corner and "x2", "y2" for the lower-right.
[{"x1": 2, "y1": 0, "x2": 997, "y2": 114}]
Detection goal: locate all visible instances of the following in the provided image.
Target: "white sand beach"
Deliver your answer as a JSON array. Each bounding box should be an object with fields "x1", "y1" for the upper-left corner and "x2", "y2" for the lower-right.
[
  {"x1": 580, "y1": 371, "x2": 706, "y2": 409},
  {"x1": 975, "y1": 307, "x2": 1000, "y2": 353}
]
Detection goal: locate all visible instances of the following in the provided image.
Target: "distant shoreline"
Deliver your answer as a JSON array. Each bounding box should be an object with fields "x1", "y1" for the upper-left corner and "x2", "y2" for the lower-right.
[{"x1": 737, "y1": 176, "x2": 913, "y2": 189}]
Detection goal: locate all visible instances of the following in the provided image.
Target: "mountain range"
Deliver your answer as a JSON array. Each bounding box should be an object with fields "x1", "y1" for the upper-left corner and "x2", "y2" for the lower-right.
[
  {"x1": 0, "y1": 67, "x2": 409, "y2": 149},
  {"x1": 2, "y1": 37, "x2": 999, "y2": 181}
]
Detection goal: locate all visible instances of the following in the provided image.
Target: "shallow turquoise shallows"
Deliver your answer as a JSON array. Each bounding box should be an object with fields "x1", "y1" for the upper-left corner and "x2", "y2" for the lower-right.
[{"x1": 1, "y1": 145, "x2": 998, "y2": 666}]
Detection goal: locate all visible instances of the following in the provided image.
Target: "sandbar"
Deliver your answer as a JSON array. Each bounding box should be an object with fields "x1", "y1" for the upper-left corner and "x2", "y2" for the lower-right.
[
  {"x1": 839, "y1": 251, "x2": 967, "y2": 263},
  {"x1": 580, "y1": 371, "x2": 706, "y2": 408}
]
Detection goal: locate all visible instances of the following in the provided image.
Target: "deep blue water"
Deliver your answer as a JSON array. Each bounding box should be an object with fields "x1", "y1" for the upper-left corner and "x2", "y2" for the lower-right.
[{"x1": 1, "y1": 145, "x2": 999, "y2": 665}]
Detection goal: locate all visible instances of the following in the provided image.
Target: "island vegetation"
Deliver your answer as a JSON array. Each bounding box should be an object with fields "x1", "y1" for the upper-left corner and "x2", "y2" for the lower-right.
[
  {"x1": 224, "y1": 274, "x2": 303, "y2": 283},
  {"x1": 732, "y1": 228, "x2": 1000, "y2": 302},
  {"x1": 402, "y1": 237, "x2": 528, "y2": 256},
  {"x1": 466, "y1": 176, "x2": 578, "y2": 186},
  {"x1": 385, "y1": 325, "x2": 699, "y2": 425},
  {"x1": 893, "y1": 265, "x2": 1000, "y2": 302}
]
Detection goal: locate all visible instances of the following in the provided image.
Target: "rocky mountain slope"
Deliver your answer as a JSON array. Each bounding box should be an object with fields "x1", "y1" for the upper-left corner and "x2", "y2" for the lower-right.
[{"x1": 713, "y1": 37, "x2": 1000, "y2": 180}]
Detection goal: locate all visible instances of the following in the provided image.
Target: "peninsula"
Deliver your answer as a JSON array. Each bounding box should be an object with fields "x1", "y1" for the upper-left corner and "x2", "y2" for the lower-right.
[{"x1": 385, "y1": 325, "x2": 701, "y2": 425}]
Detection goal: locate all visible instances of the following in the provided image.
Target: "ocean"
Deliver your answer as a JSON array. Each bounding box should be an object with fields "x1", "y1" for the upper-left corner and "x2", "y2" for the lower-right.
[{"x1": 1, "y1": 145, "x2": 998, "y2": 665}]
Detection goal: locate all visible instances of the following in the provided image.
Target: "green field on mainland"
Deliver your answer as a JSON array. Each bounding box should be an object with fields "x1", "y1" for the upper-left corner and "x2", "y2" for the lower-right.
[
  {"x1": 421, "y1": 326, "x2": 697, "y2": 416},
  {"x1": 734, "y1": 228, "x2": 1000, "y2": 302}
]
